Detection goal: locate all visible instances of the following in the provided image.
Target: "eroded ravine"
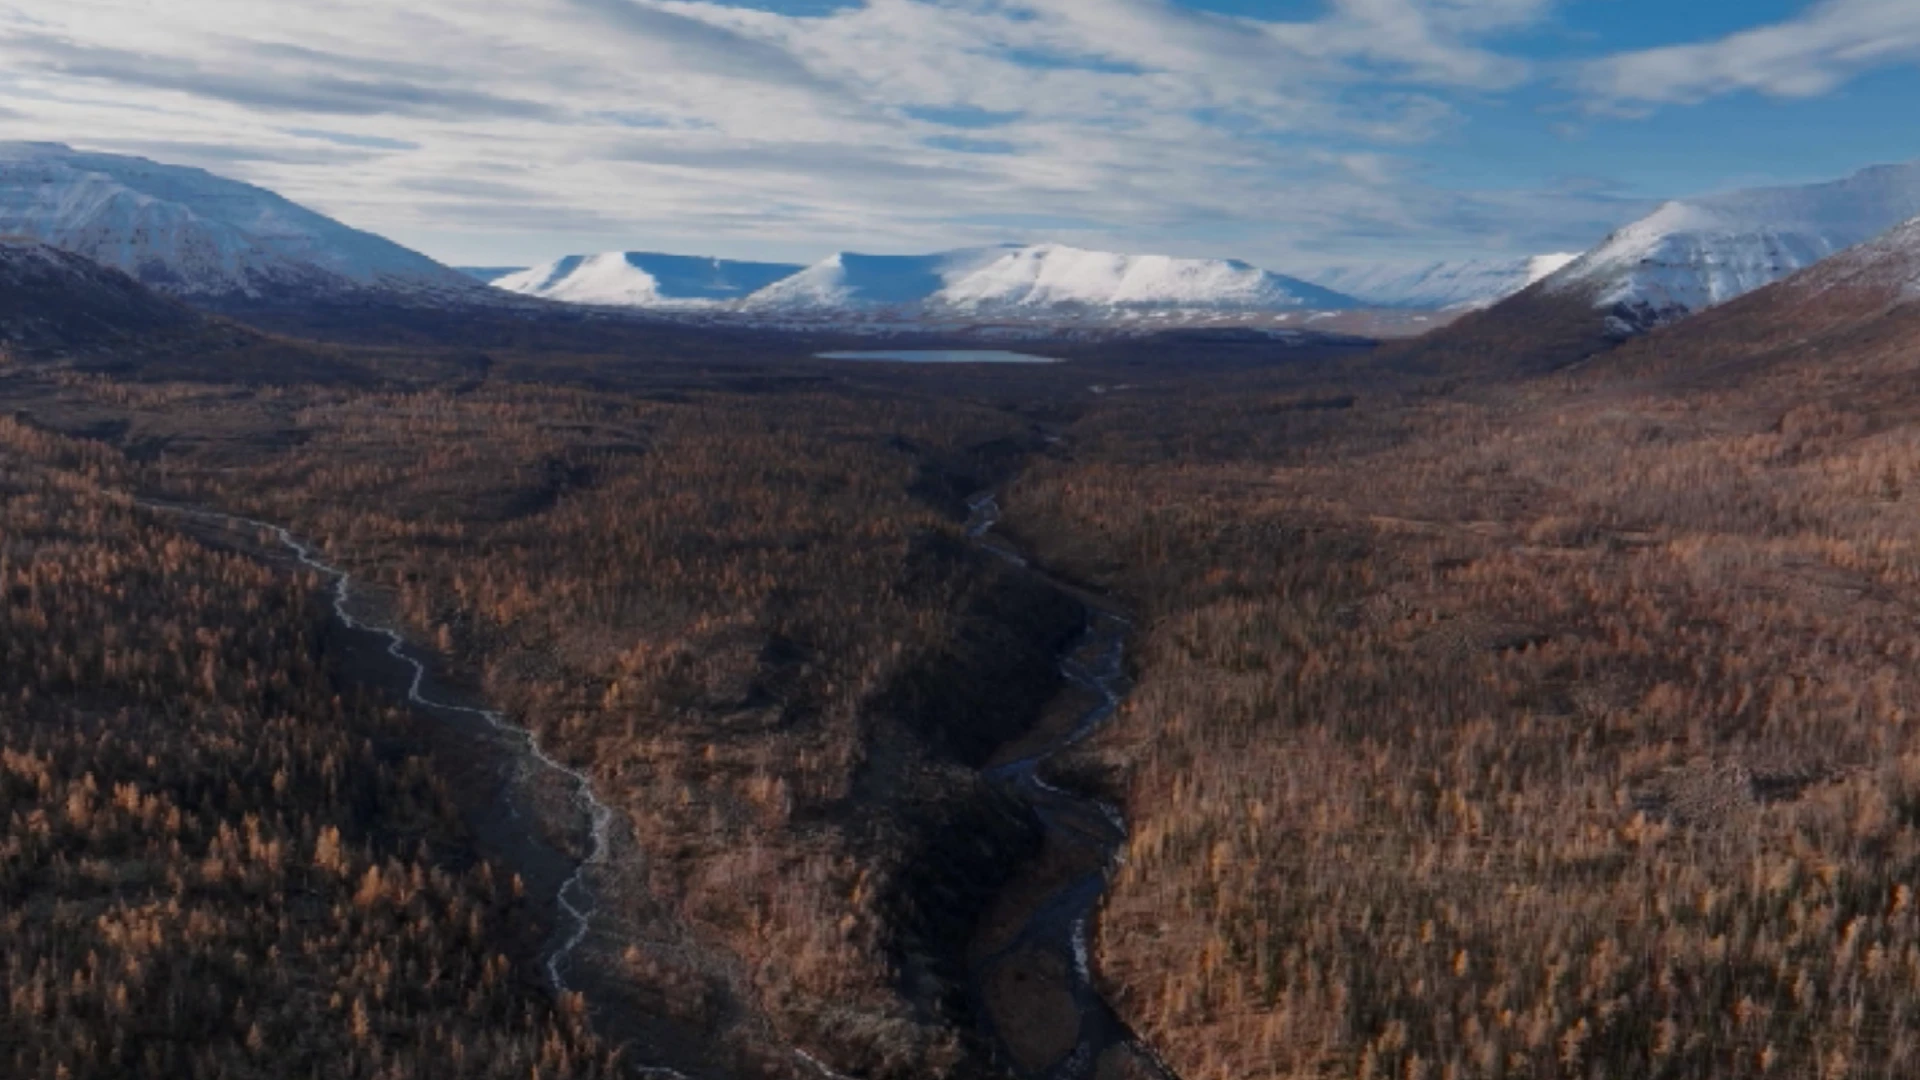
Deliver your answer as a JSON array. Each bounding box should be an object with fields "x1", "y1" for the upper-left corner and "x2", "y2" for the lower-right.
[{"x1": 965, "y1": 494, "x2": 1177, "y2": 1080}]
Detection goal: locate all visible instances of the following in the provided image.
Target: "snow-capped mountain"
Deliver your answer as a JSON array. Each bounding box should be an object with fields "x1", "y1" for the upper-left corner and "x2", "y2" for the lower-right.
[
  {"x1": 1539, "y1": 161, "x2": 1920, "y2": 331},
  {"x1": 495, "y1": 252, "x2": 805, "y2": 307},
  {"x1": 0, "y1": 142, "x2": 483, "y2": 304},
  {"x1": 744, "y1": 243, "x2": 1357, "y2": 313},
  {"x1": 1302, "y1": 254, "x2": 1578, "y2": 310}
]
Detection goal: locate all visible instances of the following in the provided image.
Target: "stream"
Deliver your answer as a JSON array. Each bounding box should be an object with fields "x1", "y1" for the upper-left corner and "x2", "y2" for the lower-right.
[
  {"x1": 966, "y1": 495, "x2": 1177, "y2": 1080},
  {"x1": 140, "y1": 502, "x2": 622, "y2": 993}
]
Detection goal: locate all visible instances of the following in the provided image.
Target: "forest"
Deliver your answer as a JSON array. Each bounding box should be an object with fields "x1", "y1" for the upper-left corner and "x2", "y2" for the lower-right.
[
  {"x1": 1, "y1": 352, "x2": 1120, "y2": 1078},
  {"x1": 9, "y1": 298, "x2": 1920, "y2": 1080},
  {"x1": 1006, "y1": 328, "x2": 1920, "y2": 1078},
  {"x1": 0, "y1": 414, "x2": 616, "y2": 1078}
]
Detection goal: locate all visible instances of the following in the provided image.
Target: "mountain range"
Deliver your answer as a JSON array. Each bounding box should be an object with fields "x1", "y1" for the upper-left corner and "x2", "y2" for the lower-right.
[
  {"x1": 7, "y1": 141, "x2": 1920, "y2": 356},
  {"x1": 1601, "y1": 212, "x2": 1920, "y2": 383},
  {"x1": 488, "y1": 243, "x2": 1366, "y2": 316},
  {"x1": 1300, "y1": 254, "x2": 1579, "y2": 310}
]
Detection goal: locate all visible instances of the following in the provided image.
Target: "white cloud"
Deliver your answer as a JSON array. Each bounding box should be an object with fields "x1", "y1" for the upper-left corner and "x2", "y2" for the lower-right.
[
  {"x1": 1578, "y1": 0, "x2": 1920, "y2": 107},
  {"x1": 0, "y1": 0, "x2": 1601, "y2": 265}
]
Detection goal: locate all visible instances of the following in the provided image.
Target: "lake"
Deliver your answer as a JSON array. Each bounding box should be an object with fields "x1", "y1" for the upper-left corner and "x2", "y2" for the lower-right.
[{"x1": 815, "y1": 350, "x2": 1062, "y2": 365}]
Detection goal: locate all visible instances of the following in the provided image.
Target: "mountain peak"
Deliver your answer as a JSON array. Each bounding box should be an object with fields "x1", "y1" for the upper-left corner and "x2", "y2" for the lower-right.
[{"x1": 1539, "y1": 159, "x2": 1920, "y2": 327}]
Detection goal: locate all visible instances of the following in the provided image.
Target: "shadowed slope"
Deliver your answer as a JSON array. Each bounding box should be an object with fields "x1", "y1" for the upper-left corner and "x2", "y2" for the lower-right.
[
  {"x1": 0, "y1": 236, "x2": 202, "y2": 353},
  {"x1": 1368, "y1": 279, "x2": 1629, "y2": 377}
]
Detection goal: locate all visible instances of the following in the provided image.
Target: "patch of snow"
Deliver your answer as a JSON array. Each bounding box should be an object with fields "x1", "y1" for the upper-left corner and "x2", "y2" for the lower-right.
[{"x1": 1527, "y1": 253, "x2": 1580, "y2": 284}]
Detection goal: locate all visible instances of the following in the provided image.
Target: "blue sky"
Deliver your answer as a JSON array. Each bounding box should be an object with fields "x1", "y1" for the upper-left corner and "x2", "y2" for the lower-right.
[{"x1": 1, "y1": 0, "x2": 1917, "y2": 271}]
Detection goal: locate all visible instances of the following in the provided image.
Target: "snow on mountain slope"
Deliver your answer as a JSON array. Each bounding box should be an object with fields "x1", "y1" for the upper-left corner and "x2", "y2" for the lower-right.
[
  {"x1": 0, "y1": 142, "x2": 482, "y2": 302},
  {"x1": 1303, "y1": 254, "x2": 1578, "y2": 310},
  {"x1": 1540, "y1": 161, "x2": 1920, "y2": 330},
  {"x1": 495, "y1": 252, "x2": 805, "y2": 307},
  {"x1": 945, "y1": 244, "x2": 1356, "y2": 310},
  {"x1": 745, "y1": 243, "x2": 1357, "y2": 312},
  {"x1": 1856, "y1": 217, "x2": 1920, "y2": 300}
]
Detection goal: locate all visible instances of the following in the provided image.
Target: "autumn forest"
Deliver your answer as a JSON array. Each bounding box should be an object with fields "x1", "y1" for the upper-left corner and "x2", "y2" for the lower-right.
[{"x1": 9, "y1": 283, "x2": 1920, "y2": 1080}]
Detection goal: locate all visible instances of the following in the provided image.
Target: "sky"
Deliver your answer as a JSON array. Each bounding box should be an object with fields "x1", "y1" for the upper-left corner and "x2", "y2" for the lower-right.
[{"x1": 1, "y1": 0, "x2": 1917, "y2": 271}]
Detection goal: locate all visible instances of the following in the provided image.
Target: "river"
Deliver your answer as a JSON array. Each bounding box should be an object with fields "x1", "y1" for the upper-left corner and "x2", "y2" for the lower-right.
[{"x1": 965, "y1": 494, "x2": 1177, "y2": 1080}]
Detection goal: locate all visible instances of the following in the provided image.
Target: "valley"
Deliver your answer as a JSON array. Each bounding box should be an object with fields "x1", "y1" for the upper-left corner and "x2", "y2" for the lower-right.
[{"x1": 11, "y1": 125, "x2": 1920, "y2": 1080}]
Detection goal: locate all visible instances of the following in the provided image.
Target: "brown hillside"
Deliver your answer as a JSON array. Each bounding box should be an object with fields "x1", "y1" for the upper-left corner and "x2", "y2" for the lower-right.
[{"x1": 1369, "y1": 280, "x2": 1626, "y2": 377}]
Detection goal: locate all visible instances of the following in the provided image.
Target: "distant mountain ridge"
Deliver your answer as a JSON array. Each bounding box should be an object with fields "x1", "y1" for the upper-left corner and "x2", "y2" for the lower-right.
[
  {"x1": 22, "y1": 143, "x2": 1920, "y2": 355},
  {"x1": 1302, "y1": 254, "x2": 1578, "y2": 310},
  {"x1": 0, "y1": 142, "x2": 485, "y2": 305},
  {"x1": 496, "y1": 252, "x2": 806, "y2": 307},
  {"x1": 497, "y1": 242, "x2": 1362, "y2": 316}
]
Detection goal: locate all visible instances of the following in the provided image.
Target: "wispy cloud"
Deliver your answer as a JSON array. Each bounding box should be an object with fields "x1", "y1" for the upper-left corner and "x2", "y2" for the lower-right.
[
  {"x1": 285, "y1": 128, "x2": 423, "y2": 151},
  {"x1": 0, "y1": 0, "x2": 1620, "y2": 265},
  {"x1": 1577, "y1": 0, "x2": 1920, "y2": 107}
]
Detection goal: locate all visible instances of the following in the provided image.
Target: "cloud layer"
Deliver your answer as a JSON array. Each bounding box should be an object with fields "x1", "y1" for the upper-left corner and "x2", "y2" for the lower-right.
[
  {"x1": 1579, "y1": 0, "x2": 1920, "y2": 106},
  {"x1": 0, "y1": 0, "x2": 1879, "y2": 267}
]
